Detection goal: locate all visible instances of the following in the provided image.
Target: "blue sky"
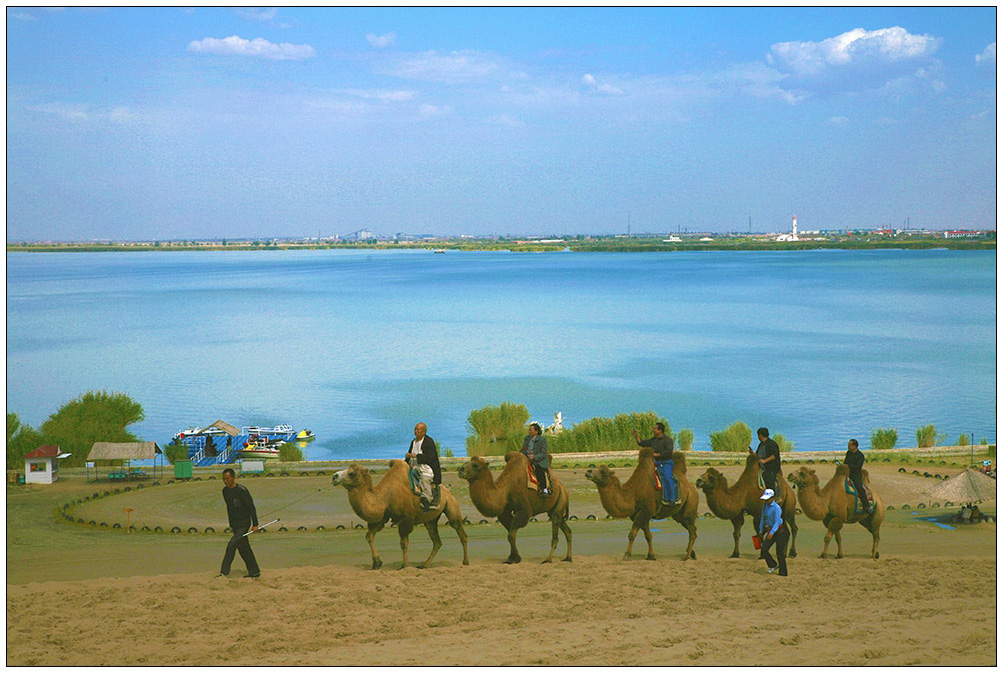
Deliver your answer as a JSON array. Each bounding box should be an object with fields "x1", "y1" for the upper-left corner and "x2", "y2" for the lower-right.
[{"x1": 6, "y1": 7, "x2": 997, "y2": 240}]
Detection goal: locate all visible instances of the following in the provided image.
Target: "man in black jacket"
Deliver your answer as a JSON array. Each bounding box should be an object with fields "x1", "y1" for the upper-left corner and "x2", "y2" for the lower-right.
[
  {"x1": 755, "y1": 427, "x2": 781, "y2": 492},
  {"x1": 405, "y1": 422, "x2": 441, "y2": 511},
  {"x1": 217, "y1": 468, "x2": 260, "y2": 578},
  {"x1": 843, "y1": 438, "x2": 871, "y2": 513}
]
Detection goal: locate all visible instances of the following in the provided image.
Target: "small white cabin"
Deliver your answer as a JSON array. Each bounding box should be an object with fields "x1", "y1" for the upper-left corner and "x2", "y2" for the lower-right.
[{"x1": 24, "y1": 445, "x2": 71, "y2": 484}]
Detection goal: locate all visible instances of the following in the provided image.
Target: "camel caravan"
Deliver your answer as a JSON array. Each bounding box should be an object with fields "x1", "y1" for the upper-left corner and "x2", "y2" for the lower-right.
[{"x1": 329, "y1": 425, "x2": 885, "y2": 569}]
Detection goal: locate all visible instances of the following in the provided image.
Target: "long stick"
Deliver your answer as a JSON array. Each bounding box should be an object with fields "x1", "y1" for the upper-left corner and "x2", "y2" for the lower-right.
[
  {"x1": 243, "y1": 519, "x2": 279, "y2": 536},
  {"x1": 258, "y1": 488, "x2": 324, "y2": 519}
]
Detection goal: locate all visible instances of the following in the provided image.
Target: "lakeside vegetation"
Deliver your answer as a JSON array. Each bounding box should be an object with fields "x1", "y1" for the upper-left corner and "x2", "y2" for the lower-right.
[{"x1": 6, "y1": 232, "x2": 995, "y2": 254}]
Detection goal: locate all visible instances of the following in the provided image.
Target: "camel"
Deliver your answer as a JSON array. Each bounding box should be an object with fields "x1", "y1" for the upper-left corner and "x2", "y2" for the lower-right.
[
  {"x1": 787, "y1": 464, "x2": 884, "y2": 559},
  {"x1": 457, "y1": 452, "x2": 572, "y2": 564},
  {"x1": 331, "y1": 460, "x2": 469, "y2": 569},
  {"x1": 694, "y1": 452, "x2": 798, "y2": 558},
  {"x1": 585, "y1": 448, "x2": 698, "y2": 561}
]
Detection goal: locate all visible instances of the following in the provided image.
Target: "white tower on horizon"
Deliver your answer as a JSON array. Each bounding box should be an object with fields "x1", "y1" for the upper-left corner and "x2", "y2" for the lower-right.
[{"x1": 792, "y1": 215, "x2": 798, "y2": 237}]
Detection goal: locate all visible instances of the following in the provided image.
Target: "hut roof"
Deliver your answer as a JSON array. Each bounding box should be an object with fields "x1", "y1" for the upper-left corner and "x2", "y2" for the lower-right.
[
  {"x1": 924, "y1": 467, "x2": 997, "y2": 503},
  {"x1": 203, "y1": 420, "x2": 240, "y2": 436},
  {"x1": 24, "y1": 445, "x2": 65, "y2": 459},
  {"x1": 88, "y1": 442, "x2": 162, "y2": 461}
]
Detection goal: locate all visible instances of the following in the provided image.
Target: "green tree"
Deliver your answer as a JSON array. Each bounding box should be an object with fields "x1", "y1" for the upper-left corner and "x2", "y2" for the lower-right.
[
  {"x1": 39, "y1": 391, "x2": 145, "y2": 467},
  {"x1": 871, "y1": 427, "x2": 898, "y2": 450},
  {"x1": 957, "y1": 433, "x2": 971, "y2": 447},
  {"x1": 915, "y1": 424, "x2": 945, "y2": 448},
  {"x1": 773, "y1": 433, "x2": 794, "y2": 453},
  {"x1": 677, "y1": 428, "x2": 695, "y2": 452},
  {"x1": 278, "y1": 442, "x2": 304, "y2": 462},
  {"x1": 466, "y1": 402, "x2": 530, "y2": 456},
  {"x1": 709, "y1": 421, "x2": 752, "y2": 452},
  {"x1": 6, "y1": 413, "x2": 44, "y2": 470}
]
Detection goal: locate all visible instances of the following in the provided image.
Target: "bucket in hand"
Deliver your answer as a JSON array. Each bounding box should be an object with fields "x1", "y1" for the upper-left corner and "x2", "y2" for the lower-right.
[{"x1": 752, "y1": 535, "x2": 761, "y2": 550}]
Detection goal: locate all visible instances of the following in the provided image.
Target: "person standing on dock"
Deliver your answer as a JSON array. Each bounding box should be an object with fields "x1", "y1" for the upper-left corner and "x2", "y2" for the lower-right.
[
  {"x1": 843, "y1": 438, "x2": 872, "y2": 514},
  {"x1": 405, "y1": 422, "x2": 441, "y2": 512},
  {"x1": 217, "y1": 468, "x2": 260, "y2": 578}
]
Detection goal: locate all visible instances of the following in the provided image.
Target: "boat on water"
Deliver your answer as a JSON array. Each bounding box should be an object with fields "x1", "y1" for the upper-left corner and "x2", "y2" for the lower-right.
[
  {"x1": 171, "y1": 421, "x2": 299, "y2": 464},
  {"x1": 433, "y1": 249, "x2": 446, "y2": 253},
  {"x1": 241, "y1": 438, "x2": 285, "y2": 459},
  {"x1": 173, "y1": 425, "x2": 228, "y2": 441},
  {"x1": 296, "y1": 429, "x2": 316, "y2": 442}
]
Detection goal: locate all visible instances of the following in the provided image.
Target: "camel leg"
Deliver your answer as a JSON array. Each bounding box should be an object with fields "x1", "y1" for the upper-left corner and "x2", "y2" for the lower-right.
[
  {"x1": 672, "y1": 511, "x2": 697, "y2": 560},
  {"x1": 397, "y1": 520, "x2": 414, "y2": 569},
  {"x1": 729, "y1": 514, "x2": 744, "y2": 558},
  {"x1": 500, "y1": 509, "x2": 525, "y2": 564},
  {"x1": 444, "y1": 495, "x2": 471, "y2": 566},
  {"x1": 624, "y1": 518, "x2": 641, "y2": 561},
  {"x1": 448, "y1": 518, "x2": 471, "y2": 566},
  {"x1": 831, "y1": 519, "x2": 845, "y2": 559},
  {"x1": 558, "y1": 517, "x2": 572, "y2": 562},
  {"x1": 366, "y1": 521, "x2": 385, "y2": 570},
  {"x1": 542, "y1": 518, "x2": 561, "y2": 564},
  {"x1": 418, "y1": 521, "x2": 443, "y2": 569},
  {"x1": 788, "y1": 513, "x2": 798, "y2": 558}
]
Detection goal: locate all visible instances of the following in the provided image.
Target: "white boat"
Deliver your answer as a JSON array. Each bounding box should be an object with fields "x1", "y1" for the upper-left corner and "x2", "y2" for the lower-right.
[
  {"x1": 240, "y1": 439, "x2": 284, "y2": 460},
  {"x1": 243, "y1": 424, "x2": 294, "y2": 436}
]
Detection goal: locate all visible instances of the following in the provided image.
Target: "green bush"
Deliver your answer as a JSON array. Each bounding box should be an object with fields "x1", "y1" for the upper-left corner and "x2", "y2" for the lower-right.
[
  {"x1": 871, "y1": 428, "x2": 898, "y2": 450},
  {"x1": 677, "y1": 428, "x2": 695, "y2": 452},
  {"x1": 957, "y1": 433, "x2": 971, "y2": 447},
  {"x1": 548, "y1": 412, "x2": 668, "y2": 454},
  {"x1": 39, "y1": 391, "x2": 145, "y2": 468},
  {"x1": 164, "y1": 440, "x2": 189, "y2": 465},
  {"x1": 773, "y1": 433, "x2": 794, "y2": 453},
  {"x1": 6, "y1": 413, "x2": 44, "y2": 470},
  {"x1": 709, "y1": 421, "x2": 752, "y2": 452},
  {"x1": 465, "y1": 403, "x2": 530, "y2": 456},
  {"x1": 916, "y1": 424, "x2": 945, "y2": 448},
  {"x1": 278, "y1": 442, "x2": 304, "y2": 462}
]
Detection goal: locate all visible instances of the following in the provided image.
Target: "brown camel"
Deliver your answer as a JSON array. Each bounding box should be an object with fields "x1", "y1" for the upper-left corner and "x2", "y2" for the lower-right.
[
  {"x1": 787, "y1": 464, "x2": 884, "y2": 559},
  {"x1": 331, "y1": 460, "x2": 470, "y2": 569},
  {"x1": 694, "y1": 452, "x2": 798, "y2": 558},
  {"x1": 457, "y1": 452, "x2": 572, "y2": 564},
  {"x1": 585, "y1": 448, "x2": 698, "y2": 560}
]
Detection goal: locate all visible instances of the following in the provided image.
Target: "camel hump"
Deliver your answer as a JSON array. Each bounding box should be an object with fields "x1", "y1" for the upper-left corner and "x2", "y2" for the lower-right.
[
  {"x1": 673, "y1": 452, "x2": 687, "y2": 475},
  {"x1": 387, "y1": 459, "x2": 408, "y2": 471},
  {"x1": 833, "y1": 463, "x2": 849, "y2": 476},
  {"x1": 638, "y1": 446, "x2": 655, "y2": 462},
  {"x1": 504, "y1": 451, "x2": 524, "y2": 464}
]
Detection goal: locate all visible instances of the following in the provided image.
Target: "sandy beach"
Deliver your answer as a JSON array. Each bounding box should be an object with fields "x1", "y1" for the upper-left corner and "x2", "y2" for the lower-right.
[{"x1": 7, "y1": 461, "x2": 997, "y2": 666}]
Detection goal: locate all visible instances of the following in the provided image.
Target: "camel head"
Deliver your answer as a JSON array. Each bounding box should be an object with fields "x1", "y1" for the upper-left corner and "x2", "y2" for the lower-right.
[
  {"x1": 584, "y1": 465, "x2": 615, "y2": 487},
  {"x1": 695, "y1": 467, "x2": 727, "y2": 493},
  {"x1": 331, "y1": 464, "x2": 372, "y2": 491},
  {"x1": 458, "y1": 456, "x2": 491, "y2": 482},
  {"x1": 787, "y1": 466, "x2": 817, "y2": 490}
]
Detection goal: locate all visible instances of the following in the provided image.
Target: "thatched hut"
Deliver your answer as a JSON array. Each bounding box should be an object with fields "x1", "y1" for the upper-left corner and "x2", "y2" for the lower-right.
[{"x1": 924, "y1": 467, "x2": 997, "y2": 504}]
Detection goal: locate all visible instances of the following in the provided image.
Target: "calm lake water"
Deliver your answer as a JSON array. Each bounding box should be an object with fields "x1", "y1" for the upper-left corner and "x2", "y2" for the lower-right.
[{"x1": 6, "y1": 248, "x2": 997, "y2": 459}]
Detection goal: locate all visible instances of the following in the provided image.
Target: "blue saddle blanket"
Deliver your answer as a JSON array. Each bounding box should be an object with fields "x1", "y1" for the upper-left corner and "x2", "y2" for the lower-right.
[{"x1": 844, "y1": 476, "x2": 873, "y2": 514}]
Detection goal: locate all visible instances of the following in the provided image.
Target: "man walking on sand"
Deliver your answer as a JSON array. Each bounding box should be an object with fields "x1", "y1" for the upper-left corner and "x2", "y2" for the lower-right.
[
  {"x1": 758, "y1": 488, "x2": 789, "y2": 577},
  {"x1": 217, "y1": 468, "x2": 260, "y2": 578},
  {"x1": 405, "y1": 422, "x2": 441, "y2": 512}
]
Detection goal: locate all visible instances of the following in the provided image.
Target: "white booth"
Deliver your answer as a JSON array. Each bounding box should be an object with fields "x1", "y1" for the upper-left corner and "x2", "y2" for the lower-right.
[{"x1": 24, "y1": 445, "x2": 71, "y2": 484}]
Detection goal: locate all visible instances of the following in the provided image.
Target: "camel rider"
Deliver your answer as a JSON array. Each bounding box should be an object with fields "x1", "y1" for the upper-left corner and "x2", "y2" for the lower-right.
[
  {"x1": 842, "y1": 438, "x2": 872, "y2": 513},
  {"x1": 758, "y1": 489, "x2": 789, "y2": 576},
  {"x1": 633, "y1": 423, "x2": 676, "y2": 504},
  {"x1": 405, "y1": 422, "x2": 441, "y2": 512},
  {"x1": 521, "y1": 422, "x2": 551, "y2": 498},
  {"x1": 754, "y1": 427, "x2": 781, "y2": 493}
]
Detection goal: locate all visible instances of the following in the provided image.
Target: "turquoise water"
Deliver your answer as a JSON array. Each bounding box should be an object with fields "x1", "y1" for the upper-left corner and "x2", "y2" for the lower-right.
[{"x1": 5, "y1": 248, "x2": 996, "y2": 459}]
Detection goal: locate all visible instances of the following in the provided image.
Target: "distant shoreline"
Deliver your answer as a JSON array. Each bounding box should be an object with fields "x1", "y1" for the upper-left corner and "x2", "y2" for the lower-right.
[{"x1": 5, "y1": 237, "x2": 996, "y2": 254}]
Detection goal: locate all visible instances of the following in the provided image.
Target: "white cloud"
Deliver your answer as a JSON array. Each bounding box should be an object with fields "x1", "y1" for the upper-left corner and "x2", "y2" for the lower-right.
[
  {"x1": 582, "y1": 73, "x2": 624, "y2": 96},
  {"x1": 419, "y1": 104, "x2": 453, "y2": 117},
  {"x1": 489, "y1": 113, "x2": 526, "y2": 128},
  {"x1": 720, "y1": 62, "x2": 804, "y2": 104},
  {"x1": 366, "y1": 32, "x2": 397, "y2": 48},
  {"x1": 976, "y1": 42, "x2": 996, "y2": 67},
  {"x1": 188, "y1": 35, "x2": 315, "y2": 61},
  {"x1": 340, "y1": 89, "x2": 415, "y2": 103},
  {"x1": 378, "y1": 50, "x2": 505, "y2": 84},
  {"x1": 25, "y1": 102, "x2": 89, "y2": 121},
  {"x1": 9, "y1": 10, "x2": 35, "y2": 21},
  {"x1": 828, "y1": 115, "x2": 850, "y2": 125},
  {"x1": 236, "y1": 8, "x2": 278, "y2": 22},
  {"x1": 768, "y1": 27, "x2": 940, "y2": 76}
]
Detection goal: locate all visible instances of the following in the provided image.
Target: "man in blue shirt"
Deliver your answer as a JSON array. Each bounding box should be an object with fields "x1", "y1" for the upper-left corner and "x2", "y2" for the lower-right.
[{"x1": 757, "y1": 488, "x2": 789, "y2": 576}]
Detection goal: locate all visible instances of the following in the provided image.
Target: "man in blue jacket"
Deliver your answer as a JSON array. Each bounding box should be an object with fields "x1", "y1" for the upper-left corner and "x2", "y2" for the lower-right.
[{"x1": 758, "y1": 488, "x2": 789, "y2": 576}]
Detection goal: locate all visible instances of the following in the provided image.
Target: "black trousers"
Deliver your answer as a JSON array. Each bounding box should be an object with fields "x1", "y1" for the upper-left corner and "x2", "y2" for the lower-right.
[
  {"x1": 534, "y1": 464, "x2": 548, "y2": 491},
  {"x1": 761, "y1": 524, "x2": 790, "y2": 576},
  {"x1": 221, "y1": 526, "x2": 260, "y2": 575},
  {"x1": 849, "y1": 474, "x2": 870, "y2": 510},
  {"x1": 763, "y1": 469, "x2": 779, "y2": 492}
]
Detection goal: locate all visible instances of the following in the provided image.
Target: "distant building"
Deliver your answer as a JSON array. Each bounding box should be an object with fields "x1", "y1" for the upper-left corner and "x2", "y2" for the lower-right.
[
  {"x1": 345, "y1": 229, "x2": 377, "y2": 240},
  {"x1": 776, "y1": 215, "x2": 801, "y2": 242},
  {"x1": 943, "y1": 230, "x2": 988, "y2": 239},
  {"x1": 24, "y1": 445, "x2": 71, "y2": 484}
]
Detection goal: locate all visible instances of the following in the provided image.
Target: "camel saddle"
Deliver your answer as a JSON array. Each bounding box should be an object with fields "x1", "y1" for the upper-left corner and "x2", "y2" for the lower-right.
[
  {"x1": 652, "y1": 469, "x2": 679, "y2": 505},
  {"x1": 843, "y1": 476, "x2": 873, "y2": 514},
  {"x1": 525, "y1": 461, "x2": 550, "y2": 492}
]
